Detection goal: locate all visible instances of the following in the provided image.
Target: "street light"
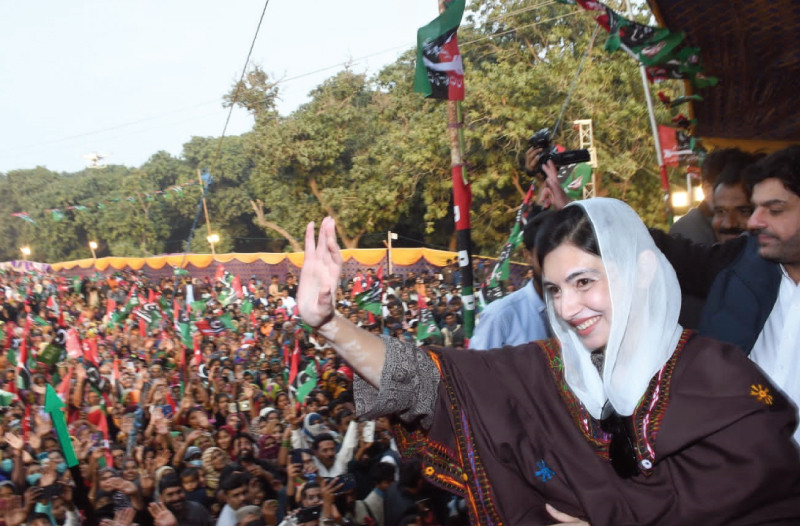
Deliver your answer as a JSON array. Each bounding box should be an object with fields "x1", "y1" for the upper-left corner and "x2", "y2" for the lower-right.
[
  {"x1": 20, "y1": 246, "x2": 31, "y2": 261},
  {"x1": 207, "y1": 234, "x2": 220, "y2": 255},
  {"x1": 89, "y1": 241, "x2": 98, "y2": 260}
]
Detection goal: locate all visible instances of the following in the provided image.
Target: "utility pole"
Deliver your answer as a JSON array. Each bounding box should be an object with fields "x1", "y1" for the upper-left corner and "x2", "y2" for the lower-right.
[{"x1": 387, "y1": 231, "x2": 398, "y2": 275}]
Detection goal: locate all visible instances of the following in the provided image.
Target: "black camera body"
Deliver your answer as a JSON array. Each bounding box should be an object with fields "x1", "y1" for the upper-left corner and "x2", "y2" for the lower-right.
[{"x1": 527, "y1": 128, "x2": 591, "y2": 177}]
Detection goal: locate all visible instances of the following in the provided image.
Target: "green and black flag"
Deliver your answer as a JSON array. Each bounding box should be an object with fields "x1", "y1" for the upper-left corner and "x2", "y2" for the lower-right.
[
  {"x1": 355, "y1": 282, "x2": 382, "y2": 317},
  {"x1": 413, "y1": 0, "x2": 466, "y2": 100}
]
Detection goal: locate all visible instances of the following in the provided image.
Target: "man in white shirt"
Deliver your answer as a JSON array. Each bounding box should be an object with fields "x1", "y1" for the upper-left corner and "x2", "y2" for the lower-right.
[{"x1": 470, "y1": 211, "x2": 552, "y2": 350}]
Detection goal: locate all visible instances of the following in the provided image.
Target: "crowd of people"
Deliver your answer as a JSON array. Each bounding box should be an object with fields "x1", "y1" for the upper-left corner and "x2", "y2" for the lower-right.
[
  {"x1": 3, "y1": 142, "x2": 800, "y2": 526},
  {"x1": 0, "y1": 261, "x2": 495, "y2": 526}
]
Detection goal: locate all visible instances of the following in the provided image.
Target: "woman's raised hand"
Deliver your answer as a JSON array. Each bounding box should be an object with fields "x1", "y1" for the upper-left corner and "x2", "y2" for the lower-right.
[{"x1": 298, "y1": 217, "x2": 343, "y2": 329}]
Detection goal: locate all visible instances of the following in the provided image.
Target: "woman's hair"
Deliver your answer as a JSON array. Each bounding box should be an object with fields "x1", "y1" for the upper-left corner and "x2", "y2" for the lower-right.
[{"x1": 536, "y1": 205, "x2": 600, "y2": 268}]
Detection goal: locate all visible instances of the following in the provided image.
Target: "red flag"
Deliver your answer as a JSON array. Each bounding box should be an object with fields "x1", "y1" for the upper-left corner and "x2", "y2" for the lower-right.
[
  {"x1": 17, "y1": 339, "x2": 28, "y2": 371},
  {"x1": 57, "y1": 311, "x2": 65, "y2": 328},
  {"x1": 139, "y1": 318, "x2": 146, "y2": 337},
  {"x1": 148, "y1": 289, "x2": 156, "y2": 304},
  {"x1": 97, "y1": 412, "x2": 114, "y2": 467},
  {"x1": 66, "y1": 329, "x2": 82, "y2": 359},
  {"x1": 173, "y1": 298, "x2": 180, "y2": 324},
  {"x1": 84, "y1": 337, "x2": 99, "y2": 366},
  {"x1": 214, "y1": 265, "x2": 225, "y2": 283},
  {"x1": 106, "y1": 298, "x2": 117, "y2": 319},
  {"x1": 231, "y1": 276, "x2": 243, "y2": 299},
  {"x1": 192, "y1": 334, "x2": 203, "y2": 366},
  {"x1": 288, "y1": 339, "x2": 300, "y2": 385},
  {"x1": 58, "y1": 367, "x2": 74, "y2": 401}
]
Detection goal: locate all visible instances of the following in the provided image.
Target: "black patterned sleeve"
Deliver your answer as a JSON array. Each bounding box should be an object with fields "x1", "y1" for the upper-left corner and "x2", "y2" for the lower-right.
[{"x1": 353, "y1": 336, "x2": 440, "y2": 429}]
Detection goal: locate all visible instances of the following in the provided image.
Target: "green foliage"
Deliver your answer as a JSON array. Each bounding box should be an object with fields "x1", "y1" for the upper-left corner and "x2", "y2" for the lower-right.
[{"x1": 0, "y1": 0, "x2": 686, "y2": 262}]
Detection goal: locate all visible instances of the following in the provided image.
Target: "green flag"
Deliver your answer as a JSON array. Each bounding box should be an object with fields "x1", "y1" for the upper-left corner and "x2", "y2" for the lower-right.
[
  {"x1": 179, "y1": 313, "x2": 193, "y2": 348},
  {"x1": 218, "y1": 312, "x2": 236, "y2": 331},
  {"x1": 190, "y1": 300, "x2": 207, "y2": 316},
  {"x1": 0, "y1": 390, "x2": 13, "y2": 407},
  {"x1": 295, "y1": 363, "x2": 317, "y2": 403},
  {"x1": 355, "y1": 283, "x2": 382, "y2": 316},
  {"x1": 31, "y1": 314, "x2": 49, "y2": 327},
  {"x1": 51, "y1": 210, "x2": 65, "y2": 221},
  {"x1": 417, "y1": 308, "x2": 441, "y2": 343},
  {"x1": 241, "y1": 299, "x2": 254, "y2": 315},
  {"x1": 413, "y1": 0, "x2": 466, "y2": 100},
  {"x1": 38, "y1": 343, "x2": 63, "y2": 366},
  {"x1": 72, "y1": 276, "x2": 82, "y2": 294}
]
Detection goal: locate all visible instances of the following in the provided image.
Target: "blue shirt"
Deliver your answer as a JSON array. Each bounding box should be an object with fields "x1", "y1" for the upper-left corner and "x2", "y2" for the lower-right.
[{"x1": 469, "y1": 282, "x2": 550, "y2": 350}]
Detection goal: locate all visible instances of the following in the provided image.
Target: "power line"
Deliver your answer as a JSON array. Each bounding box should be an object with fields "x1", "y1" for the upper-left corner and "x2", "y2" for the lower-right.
[
  {"x1": 2, "y1": 6, "x2": 584, "y2": 159},
  {"x1": 459, "y1": 10, "x2": 584, "y2": 48}
]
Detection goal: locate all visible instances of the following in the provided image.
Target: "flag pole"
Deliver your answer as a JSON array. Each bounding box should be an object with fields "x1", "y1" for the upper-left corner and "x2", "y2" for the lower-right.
[
  {"x1": 440, "y1": 0, "x2": 475, "y2": 341},
  {"x1": 446, "y1": 100, "x2": 475, "y2": 340},
  {"x1": 622, "y1": 0, "x2": 673, "y2": 223}
]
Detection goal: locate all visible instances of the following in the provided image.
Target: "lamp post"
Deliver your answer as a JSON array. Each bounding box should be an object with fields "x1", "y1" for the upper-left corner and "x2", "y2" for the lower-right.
[
  {"x1": 20, "y1": 246, "x2": 31, "y2": 261},
  {"x1": 89, "y1": 241, "x2": 98, "y2": 260},
  {"x1": 207, "y1": 234, "x2": 220, "y2": 256}
]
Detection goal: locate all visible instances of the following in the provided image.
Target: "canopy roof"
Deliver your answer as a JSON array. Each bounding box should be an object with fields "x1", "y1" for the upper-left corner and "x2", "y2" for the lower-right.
[{"x1": 648, "y1": 0, "x2": 800, "y2": 151}]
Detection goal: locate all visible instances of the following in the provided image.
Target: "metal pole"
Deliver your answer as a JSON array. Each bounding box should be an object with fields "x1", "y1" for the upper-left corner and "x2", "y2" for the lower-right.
[
  {"x1": 387, "y1": 231, "x2": 395, "y2": 275},
  {"x1": 622, "y1": 0, "x2": 673, "y2": 222}
]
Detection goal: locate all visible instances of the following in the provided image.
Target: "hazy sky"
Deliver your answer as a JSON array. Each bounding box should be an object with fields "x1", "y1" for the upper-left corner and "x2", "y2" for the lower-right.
[{"x1": 0, "y1": 0, "x2": 438, "y2": 174}]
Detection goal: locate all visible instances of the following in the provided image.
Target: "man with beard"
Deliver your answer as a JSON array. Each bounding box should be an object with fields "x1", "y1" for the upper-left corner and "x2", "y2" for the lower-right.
[
  {"x1": 622, "y1": 146, "x2": 800, "y2": 443},
  {"x1": 153, "y1": 472, "x2": 212, "y2": 526},
  {"x1": 711, "y1": 152, "x2": 761, "y2": 243}
]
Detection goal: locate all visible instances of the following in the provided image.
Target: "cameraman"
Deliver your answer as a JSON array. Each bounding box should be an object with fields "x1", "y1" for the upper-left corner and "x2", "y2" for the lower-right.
[{"x1": 525, "y1": 147, "x2": 570, "y2": 210}]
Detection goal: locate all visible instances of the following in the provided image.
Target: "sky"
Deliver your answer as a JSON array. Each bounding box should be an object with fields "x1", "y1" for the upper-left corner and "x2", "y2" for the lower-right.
[{"x1": 0, "y1": 0, "x2": 438, "y2": 174}]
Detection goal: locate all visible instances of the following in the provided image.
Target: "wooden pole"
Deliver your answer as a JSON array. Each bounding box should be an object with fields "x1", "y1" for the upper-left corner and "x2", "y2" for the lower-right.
[{"x1": 439, "y1": 0, "x2": 475, "y2": 339}]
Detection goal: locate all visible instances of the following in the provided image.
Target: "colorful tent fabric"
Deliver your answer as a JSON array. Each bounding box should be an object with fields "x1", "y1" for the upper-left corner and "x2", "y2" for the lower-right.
[
  {"x1": 49, "y1": 249, "x2": 529, "y2": 289},
  {"x1": 647, "y1": 0, "x2": 800, "y2": 150}
]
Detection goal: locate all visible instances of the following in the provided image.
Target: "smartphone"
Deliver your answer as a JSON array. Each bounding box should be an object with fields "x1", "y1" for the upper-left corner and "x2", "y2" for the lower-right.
[
  {"x1": 228, "y1": 403, "x2": 238, "y2": 413},
  {"x1": 40, "y1": 483, "x2": 63, "y2": 500},
  {"x1": 362, "y1": 421, "x2": 375, "y2": 443},
  {"x1": 295, "y1": 506, "x2": 321, "y2": 523},
  {"x1": 290, "y1": 449, "x2": 304, "y2": 465},
  {"x1": 333, "y1": 474, "x2": 357, "y2": 494},
  {"x1": 239, "y1": 400, "x2": 251, "y2": 411}
]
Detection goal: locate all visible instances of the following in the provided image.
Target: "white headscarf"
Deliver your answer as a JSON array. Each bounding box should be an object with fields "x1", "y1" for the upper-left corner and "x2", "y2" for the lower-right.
[{"x1": 545, "y1": 198, "x2": 683, "y2": 418}]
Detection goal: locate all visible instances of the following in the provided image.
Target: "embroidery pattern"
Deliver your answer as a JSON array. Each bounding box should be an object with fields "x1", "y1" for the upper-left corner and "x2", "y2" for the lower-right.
[
  {"x1": 630, "y1": 329, "x2": 691, "y2": 476},
  {"x1": 535, "y1": 460, "x2": 555, "y2": 482},
  {"x1": 538, "y1": 331, "x2": 692, "y2": 476},
  {"x1": 750, "y1": 384, "x2": 774, "y2": 405},
  {"x1": 539, "y1": 339, "x2": 610, "y2": 457}
]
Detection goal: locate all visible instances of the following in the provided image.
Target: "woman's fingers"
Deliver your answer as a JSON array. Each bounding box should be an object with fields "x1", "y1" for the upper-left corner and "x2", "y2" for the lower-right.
[
  {"x1": 304, "y1": 221, "x2": 317, "y2": 259},
  {"x1": 545, "y1": 503, "x2": 588, "y2": 525}
]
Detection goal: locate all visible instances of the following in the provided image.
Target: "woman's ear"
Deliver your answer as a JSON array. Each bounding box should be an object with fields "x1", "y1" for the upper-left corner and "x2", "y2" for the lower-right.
[{"x1": 636, "y1": 250, "x2": 658, "y2": 288}]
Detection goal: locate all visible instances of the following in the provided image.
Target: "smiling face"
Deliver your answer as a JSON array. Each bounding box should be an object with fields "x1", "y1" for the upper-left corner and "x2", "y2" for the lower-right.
[{"x1": 543, "y1": 243, "x2": 611, "y2": 352}]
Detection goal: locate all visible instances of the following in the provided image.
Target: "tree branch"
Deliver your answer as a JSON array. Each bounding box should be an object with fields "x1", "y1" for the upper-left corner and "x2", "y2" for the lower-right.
[{"x1": 250, "y1": 200, "x2": 302, "y2": 252}]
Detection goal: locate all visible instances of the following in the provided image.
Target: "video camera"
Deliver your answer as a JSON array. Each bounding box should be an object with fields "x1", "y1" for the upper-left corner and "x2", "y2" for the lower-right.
[{"x1": 526, "y1": 128, "x2": 591, "y2": 177}]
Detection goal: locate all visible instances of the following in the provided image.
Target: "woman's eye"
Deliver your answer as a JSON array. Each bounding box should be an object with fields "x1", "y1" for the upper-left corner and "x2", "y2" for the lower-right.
[{"x1": 576, "y1": 278, "x2": 592, "y2": 288}]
